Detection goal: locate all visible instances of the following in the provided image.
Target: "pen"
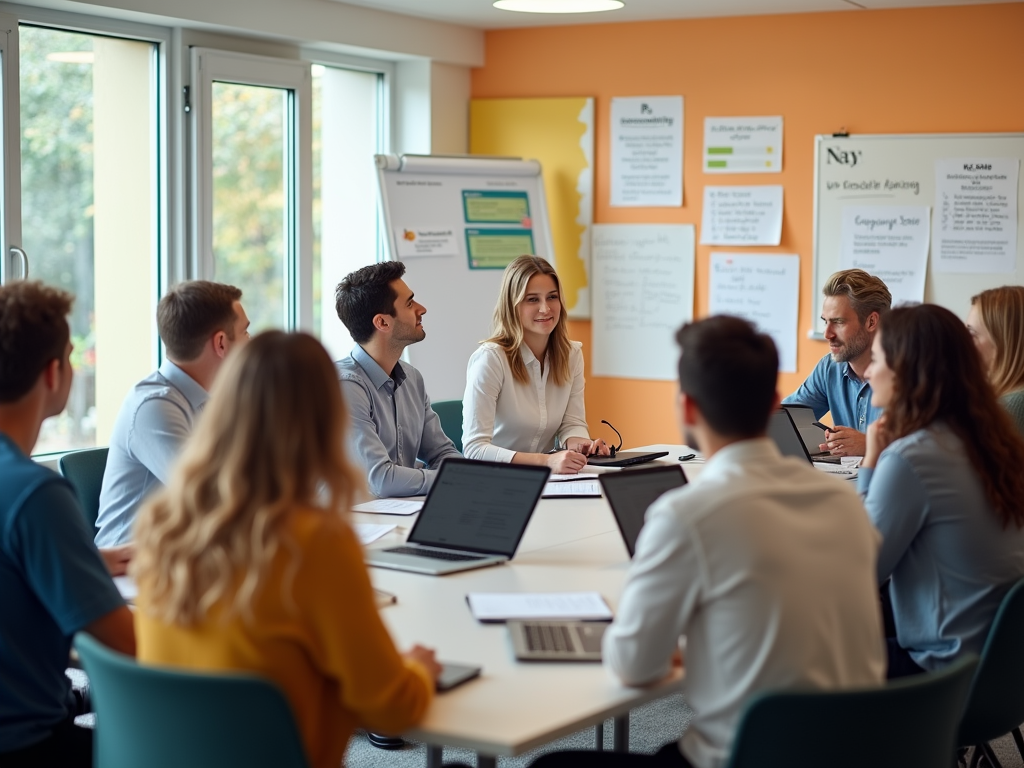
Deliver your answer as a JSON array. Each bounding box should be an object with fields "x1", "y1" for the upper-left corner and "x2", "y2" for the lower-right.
[
  {"x1": 678, "y1": 454, "x2": 696, "y2": 461},
  {"x1": 811, "y1": 422, "x2": 832, "y2": 431}
]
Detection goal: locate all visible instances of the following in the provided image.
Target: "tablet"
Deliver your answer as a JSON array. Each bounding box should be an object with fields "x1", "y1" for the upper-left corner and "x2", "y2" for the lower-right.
[{"x1": 436, "y1": 662, "x2": 482, "y2": 692}]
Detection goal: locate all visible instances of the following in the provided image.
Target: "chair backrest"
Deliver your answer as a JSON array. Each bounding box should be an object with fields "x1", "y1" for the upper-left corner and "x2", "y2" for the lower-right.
[
  {"x1": 958, "y1": 577, "x2": 1024, "y2": 746},
  {"x1": 431, "y1": 399, "x2": 464, "y2": 453},
  {"x1": 58, "y1": 447, "x2": 109, "y2": 530},
  {"x1": 725, "y1": 654, "x2": 979, "y2": 768},
  {"x1": 74, "y1": 633, "x2": 310, "y2": 768}
]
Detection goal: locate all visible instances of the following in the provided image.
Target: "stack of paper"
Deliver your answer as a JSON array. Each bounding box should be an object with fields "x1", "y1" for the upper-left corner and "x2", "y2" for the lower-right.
[
  {"x1": 466, "y1": 592, "x2": 613, "y2": 622},
  {"x1": 353, "y1": 499, "x2": 423, "y2": 515},
  {"x1": 543, "y1": 479, "x2": 601, "y2": 498}
]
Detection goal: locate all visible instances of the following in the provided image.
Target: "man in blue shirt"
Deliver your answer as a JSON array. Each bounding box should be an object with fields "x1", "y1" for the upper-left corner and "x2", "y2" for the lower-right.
[
  {"x1": 95, "y1": 281, "x2": 249, "y2": 546},
  {"x1": 783, "y1": 269, "x2": 891, "y2": 457},
  {"x1": 0, "y1": 280, "x2": 135, "y2": 768},
  {"x1": 335, "y1": 262, "x2": 461, "y2": 500}
]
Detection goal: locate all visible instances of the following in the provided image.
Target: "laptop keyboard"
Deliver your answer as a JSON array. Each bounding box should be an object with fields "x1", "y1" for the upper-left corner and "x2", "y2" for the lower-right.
[
  {"x1": 525, "y1": 623, "x2": 576, "y2": 652},
  {"x1": 386, "y1": 546, "x2": 487, "y2": 562}
]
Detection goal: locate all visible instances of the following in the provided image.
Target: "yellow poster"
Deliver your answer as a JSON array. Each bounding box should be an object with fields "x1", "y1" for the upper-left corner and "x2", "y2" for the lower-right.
[{"x1": 470, "y1": 97, "x2": 594, "y2": 319}]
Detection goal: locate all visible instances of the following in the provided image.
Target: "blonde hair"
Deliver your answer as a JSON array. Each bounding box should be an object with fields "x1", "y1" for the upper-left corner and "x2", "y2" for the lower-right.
[
  {"x1": 132, "y1": 331, "x2": 362, "y2": 626},
  {"x1": 485, "y1": 255, "x2": 572, "y2": 386},
  {"x1": 823, "y1": 269, "x2": 892, "y2": 322},
  {"x1": 972, "y1": 286, "x2": 1024, "y2": 396}
]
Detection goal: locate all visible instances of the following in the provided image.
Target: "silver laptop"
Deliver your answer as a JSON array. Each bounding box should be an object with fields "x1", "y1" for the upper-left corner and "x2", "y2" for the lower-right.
[
  {"x1": 769, "y1": 410, "x2": 855, "y2": 478},
  {"x1": 509, "y1": 620, "x2": 607, "y2": 662},
  {"x1": 782, "y1": 404, "x2": 840, "y2": 462},
  {"x1": 365, "y1": 459, "x2": 549, "y2": 576},
  {"x1": 599, "y1": 465, "x2": 687, "y2": 557}
]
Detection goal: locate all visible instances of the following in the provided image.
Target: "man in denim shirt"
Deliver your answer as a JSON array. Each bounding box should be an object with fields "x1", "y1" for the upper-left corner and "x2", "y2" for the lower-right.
[{"x1": 783, "y1": 269, "x2": 891, "y2": 457}]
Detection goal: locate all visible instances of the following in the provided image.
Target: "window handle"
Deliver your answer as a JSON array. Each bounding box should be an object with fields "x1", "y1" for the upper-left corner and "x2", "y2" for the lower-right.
[{"x1": 9, "y1": 246, "x2": 27, "y2": 279}]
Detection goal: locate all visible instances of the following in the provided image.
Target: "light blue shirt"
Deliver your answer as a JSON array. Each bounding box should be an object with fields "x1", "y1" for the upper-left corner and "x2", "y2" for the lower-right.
[
  {"x1": 95, "y1": 360, "x2": 208, "y2": 547},
  {"x1": 783, "y1": 353, "x2": 882, "y2": 432},
  {"x1": 858, "y1": 423, "x2": 1024, "y2": 670},
  {"x1": 337, "y1": 345, "x2": 460, "y2": 498}
]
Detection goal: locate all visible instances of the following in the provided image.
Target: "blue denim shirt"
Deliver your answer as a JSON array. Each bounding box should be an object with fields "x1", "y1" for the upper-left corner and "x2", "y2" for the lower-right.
[
  {"x1": 782, "y1": 353, "x2": 882, "y2": 432},
  {"x1": 337, "y1": 345, "x2": 460, "y2": 498}
]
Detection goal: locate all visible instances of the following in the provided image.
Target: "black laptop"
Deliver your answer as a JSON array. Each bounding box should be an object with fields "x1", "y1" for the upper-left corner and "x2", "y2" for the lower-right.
[{"x1": 598, "y1": 465, "x2": 687, "y2": 557}]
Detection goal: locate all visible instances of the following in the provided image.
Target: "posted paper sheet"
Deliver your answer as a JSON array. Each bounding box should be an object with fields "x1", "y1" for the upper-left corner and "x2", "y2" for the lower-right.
[
  {"x1": 934, "y1": 158, "x2": 1019, "y2": 274},
  {"x1": 839, "y1": 206, "x2": 930, "y2": 304},
  {"x1": 592, "y1": 224, "x2": 695, "y2": 380},
  {"x1": 700, "y1": 186, "x2": 783, "y2": 246},
  {"x1": 709, "y1": 253, "x2": 800, "y2": 372},
  {"x1": 610, "y1": 96, "x2": 683, "y2": 207},
  {"x1": 703, "y1": 116, "x2": 783, "y2": 173},
  {"x1": 466, "y1": 592, "x2": 613, "y2": 622}
]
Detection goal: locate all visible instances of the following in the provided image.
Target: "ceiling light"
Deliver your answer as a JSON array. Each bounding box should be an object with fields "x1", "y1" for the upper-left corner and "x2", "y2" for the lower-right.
[
  {"x1": 493, "y1": 0, "x2": 625, "y2": 13},
  {"x1": 46, "y1": 51, "x2": 94, "y2": 64}
]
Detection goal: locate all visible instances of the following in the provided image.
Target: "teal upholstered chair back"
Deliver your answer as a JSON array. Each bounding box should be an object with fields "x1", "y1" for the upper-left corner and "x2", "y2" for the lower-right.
[
  {"x1": 74, "y1": 633, "x2": 310, "y2": 768},
  {"x1": 431, "y1": 399, "x2": 464, "y2": 453},
  {"x1": 725, "y1": 654, "x2": 979, "y2": 768},
  {"x1": 59, "y1": 447, "x2": 109, "y2": 531}
]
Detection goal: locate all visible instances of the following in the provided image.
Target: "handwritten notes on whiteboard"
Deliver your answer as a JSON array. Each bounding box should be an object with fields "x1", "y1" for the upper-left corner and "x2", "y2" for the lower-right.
[
  {"x1": 709, "y1": 253, "x2": 800, "y2": 372},
  {"x1": 592, "y1": 224, "x2": 695, "y2": 380}
]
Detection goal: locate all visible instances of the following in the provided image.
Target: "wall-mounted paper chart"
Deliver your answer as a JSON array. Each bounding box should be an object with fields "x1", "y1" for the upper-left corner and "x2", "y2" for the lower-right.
[
  {"x1": 592, "y1": 224, "x2": 695, "y2": 380},
  {"x1": 700, "y1": 185, "x2": 783, "y2": 246},
  {"x1": 704, "y1": 116, "x2": 783, "y2": 174},
  {"x1": 610, "y1": 96, "x2": 684, "y2": 207},
  {"x1": 839, "y1": 205, "x2": 929, "y2": 304},
  {"x1": 709, "y1": 253, "x2": 799, "y2": 372}
]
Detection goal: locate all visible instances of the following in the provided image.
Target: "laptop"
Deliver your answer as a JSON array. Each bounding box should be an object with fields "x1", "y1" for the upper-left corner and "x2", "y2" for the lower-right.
[
  {"x1": 768, "y1": 410, "x2": 855, "y2": 478},
  {"x1": 599, "y1": 465, "x2": 687, "y2": 557},
  {"x1": 586, "y1": 450, "x2": 669, "y2": 468},
  {"x1": 508, "y1": 620, "x2": 607, "y2": 662},
  {"x1": 782, "y1": 404, "x2": 840, "y2": 462},
  {"x1": 365, "y1": 459, "x2": 549, "y2": 576}
]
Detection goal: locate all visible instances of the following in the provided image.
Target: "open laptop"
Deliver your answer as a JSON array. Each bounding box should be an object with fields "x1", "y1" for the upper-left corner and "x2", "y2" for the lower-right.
[
  {"x1": 508, "y1": 620, "x2": 607, "y2": 662},
  {"x1": 586, "y1": 450, "x2": 669, "y2": 468},
  {"x1": 365, "y1": 459, "x2": 549, "y2": 576},
  {"x1": 768, "y1": 410, "x2": 855, "y2": 478},
  {"x1": 599, "y1": 465, "x2": 687, "y2": 557},
  {"x1": 782, "y1": 404, "x2": 840, "y2": 462}
]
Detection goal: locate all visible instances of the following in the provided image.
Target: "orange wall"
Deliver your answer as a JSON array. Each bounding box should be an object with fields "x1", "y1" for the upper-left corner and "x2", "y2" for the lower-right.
[{"x1": 471, "y1": 3, "x2": 1024, "y2": 447}]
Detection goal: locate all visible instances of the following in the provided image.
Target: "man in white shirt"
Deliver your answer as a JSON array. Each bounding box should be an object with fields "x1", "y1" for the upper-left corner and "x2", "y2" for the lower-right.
[{"x1": 539, "y1": 316, "x2": 886, "y2": 768}]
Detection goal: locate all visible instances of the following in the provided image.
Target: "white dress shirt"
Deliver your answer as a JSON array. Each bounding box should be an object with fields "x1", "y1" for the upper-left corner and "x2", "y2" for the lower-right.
[
  {"x1": 462, "y1": 341, "x2": 591, "y2": 462},
  {"x1": 604, "y1": 438, "x2": 886, "y2": 768}
]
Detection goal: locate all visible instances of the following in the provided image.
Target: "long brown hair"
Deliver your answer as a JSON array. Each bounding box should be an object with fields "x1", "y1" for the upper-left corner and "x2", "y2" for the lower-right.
[
  {"x1": 971, "y1": 286, "x2": 1024, "y2": 396},
  {"x1": 132, "y1": 331, "x2": 362, "y2": 625},
  {"x1": 485, "y1": 255, "x2": 572, "y2": 386},
  {"x1": 880, "y1": 304, "x2": 1024, "y2": 529}
]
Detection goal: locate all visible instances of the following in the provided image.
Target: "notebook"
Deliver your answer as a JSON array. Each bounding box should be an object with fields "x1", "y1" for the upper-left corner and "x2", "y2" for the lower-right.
[
  {"x1": 586, "y1": 450, "x2": 669, "y2": 468},
  {"x1": 364, "y1": 459, "x2": 549, "y2": 576},
  {"x1": 599, "y1": 465, "x2": 688, "y2": 557},
  {"x1": 508, "y1": 620, "x2": 607, "y2": 662}
]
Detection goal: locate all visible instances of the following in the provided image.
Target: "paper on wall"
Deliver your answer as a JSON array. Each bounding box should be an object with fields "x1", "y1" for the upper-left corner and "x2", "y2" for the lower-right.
[
  {"x1": 839, "y1": 205, "x2": 929, "y2": 304},
  {"x1": 700, "y1": 185, "x2": 783, "y2": 246},
  {"x1": 610, "y1": 96, "x2": 683, "y2": 207}
]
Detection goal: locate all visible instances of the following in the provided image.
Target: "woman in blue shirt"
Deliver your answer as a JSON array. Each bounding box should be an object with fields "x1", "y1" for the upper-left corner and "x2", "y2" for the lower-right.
[{"x1": 861, "y1": 304, "x2": 1024, "y2": 678}]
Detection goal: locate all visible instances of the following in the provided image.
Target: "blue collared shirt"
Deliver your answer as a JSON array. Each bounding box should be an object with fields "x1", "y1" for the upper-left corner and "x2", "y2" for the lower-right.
[
  {"x1": 782, "y1": 353, "x2": 882, "y2": 432},
  {"x1": 95, "y1": 360, "x2": 208, "y2": 547},
  {"x1": 337, "y1": 345, "x2": 461, "y2": 498}
]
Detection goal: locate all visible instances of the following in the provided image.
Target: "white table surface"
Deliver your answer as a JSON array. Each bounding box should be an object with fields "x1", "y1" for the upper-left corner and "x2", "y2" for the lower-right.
[{"x1": 354, "y1": 445, "x2": 699, "y2": 757}]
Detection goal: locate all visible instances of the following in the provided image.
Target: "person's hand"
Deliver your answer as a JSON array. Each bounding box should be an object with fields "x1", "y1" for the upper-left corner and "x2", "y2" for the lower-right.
[
  {"x1": 861, "y1": 415, "x2": 892, "y2": 470},
  {"x1": 404, "y1": 644, "x2": 442, "y2": 681},
  {"x1": 547, "y1": 450, "x2": 588, "y2": 474},
  {"x1": 568, "y1": 438, "x2": 611, "y2": 456},
  {"x1": 99, "y1": 544, "x2": 134, "y2": 577},
  {"x1": 819, "y1": 425, "x2": 867, "y2": 457}
]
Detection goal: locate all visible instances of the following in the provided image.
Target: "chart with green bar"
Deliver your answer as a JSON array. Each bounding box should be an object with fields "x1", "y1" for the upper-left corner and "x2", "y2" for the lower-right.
[
  {"x1": 705, "y1": 144, "x2": 780, "y2": 172},
  {"x1": 703, "y1": 116, "x2": 783, "y2": 174},
  {"x1": 465, "y1": 228, "x2": 535, "y2": 270}
]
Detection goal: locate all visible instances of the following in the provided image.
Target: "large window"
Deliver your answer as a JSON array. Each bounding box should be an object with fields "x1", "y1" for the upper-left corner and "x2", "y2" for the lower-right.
[{"x1": 19, "y1": 26, "x2": 160, "y2": 454}]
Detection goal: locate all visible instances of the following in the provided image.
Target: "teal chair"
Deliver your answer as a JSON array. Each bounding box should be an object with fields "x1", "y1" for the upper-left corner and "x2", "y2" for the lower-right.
[
  {"x1": 59, "y1": 447, "x2": 109, "y2": 531},
  {"x1": 725, "y1": 654, "x2": 979, "y2": 768},
  {"x1": 958, "y1": 578, "x2": 1024, "y2": 768},
  {"x1": 431, "y1": 399, "x2": 464, "y2": 453},
  {"x1": 74, "y1": 633, "x2": 310, "y2": 768}
]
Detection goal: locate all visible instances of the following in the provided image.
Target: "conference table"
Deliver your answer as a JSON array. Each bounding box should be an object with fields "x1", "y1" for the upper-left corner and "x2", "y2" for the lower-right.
[{"x1": 354, "y1": 445, "x2": 699, "y2": 768}]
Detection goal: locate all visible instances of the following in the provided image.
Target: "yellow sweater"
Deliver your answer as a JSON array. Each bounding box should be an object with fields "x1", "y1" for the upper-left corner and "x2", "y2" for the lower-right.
[{"x1": 135, "y1": 509, "x2": 433, "y2": 768}]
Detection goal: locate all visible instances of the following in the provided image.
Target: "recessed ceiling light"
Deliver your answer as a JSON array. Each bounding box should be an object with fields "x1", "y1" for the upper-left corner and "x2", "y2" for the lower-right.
[
  {"x1": 46, "y1": 51, "x2": 94, "y2": 64},
  {"x1": 493, "y1": 0, "x2": 625, "y2": 14}
]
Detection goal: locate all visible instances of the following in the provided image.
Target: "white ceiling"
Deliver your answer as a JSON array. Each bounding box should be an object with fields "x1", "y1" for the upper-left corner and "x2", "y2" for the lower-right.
[{"x1": 329, "y1": 0, "x2": 1019, "y2": 29}]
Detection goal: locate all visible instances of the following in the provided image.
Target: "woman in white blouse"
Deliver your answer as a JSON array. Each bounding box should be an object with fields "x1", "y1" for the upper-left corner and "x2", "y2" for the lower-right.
[{"x1": 462, "y1": 256, "x2": 610, "y2": 474}]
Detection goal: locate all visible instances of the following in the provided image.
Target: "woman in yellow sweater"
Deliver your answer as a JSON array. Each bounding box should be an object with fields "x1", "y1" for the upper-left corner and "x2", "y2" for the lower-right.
[{"x1": 131, "y1": 331, "x2": 438, "y2": 768}]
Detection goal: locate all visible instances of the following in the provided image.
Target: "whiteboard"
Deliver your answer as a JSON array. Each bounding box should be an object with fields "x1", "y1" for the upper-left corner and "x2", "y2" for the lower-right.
[
  {"x1": 376, "y1": 154, "x2": 555, "y2": 401},
  {"x1": 812, "y1": 133, "x2": 1024, "y2": 336}
]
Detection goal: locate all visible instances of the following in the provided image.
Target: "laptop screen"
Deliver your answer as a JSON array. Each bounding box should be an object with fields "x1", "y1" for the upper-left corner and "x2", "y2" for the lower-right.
[
  {"x1": 407, "y1": 459, "x2": 549, "y2": 557},
  {"x1": 599, "y1": 465, "x2": 687, "y2": 557},
  {"x1": 768, "y1": 409, "x2": 812, "y2": 462}
]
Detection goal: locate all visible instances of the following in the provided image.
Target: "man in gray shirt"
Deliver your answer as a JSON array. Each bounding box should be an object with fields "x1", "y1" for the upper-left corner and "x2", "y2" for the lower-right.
[
  {"x1": 95, "y1": 281, "x2": 249, "y2": 547},
  {"x1": 335, "y1": 262, "x2": 460, "y2": 498}
]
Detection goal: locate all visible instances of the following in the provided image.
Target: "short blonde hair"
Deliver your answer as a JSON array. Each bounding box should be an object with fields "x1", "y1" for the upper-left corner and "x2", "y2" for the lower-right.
[
  {"x1": 972, "y1": 286, "x2": 1024, "y2": 396},
  {"x1": 485, "y1": 255, "x2": 572, "y2": 386},
  {"x1": 132, "y1": 331, "x2": 362, "y2": 626},
  {"x1": 823, "y1": 269, "x2": 892, "y2": 322}
]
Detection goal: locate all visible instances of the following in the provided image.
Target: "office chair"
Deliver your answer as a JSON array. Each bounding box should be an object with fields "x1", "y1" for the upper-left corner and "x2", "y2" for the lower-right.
[
  {"x1": 59, "y1": 447, "x2": 109, "y2": 531},
  {"x1": 431, "y1": 399, "x2": 464, "y2": 453}
]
